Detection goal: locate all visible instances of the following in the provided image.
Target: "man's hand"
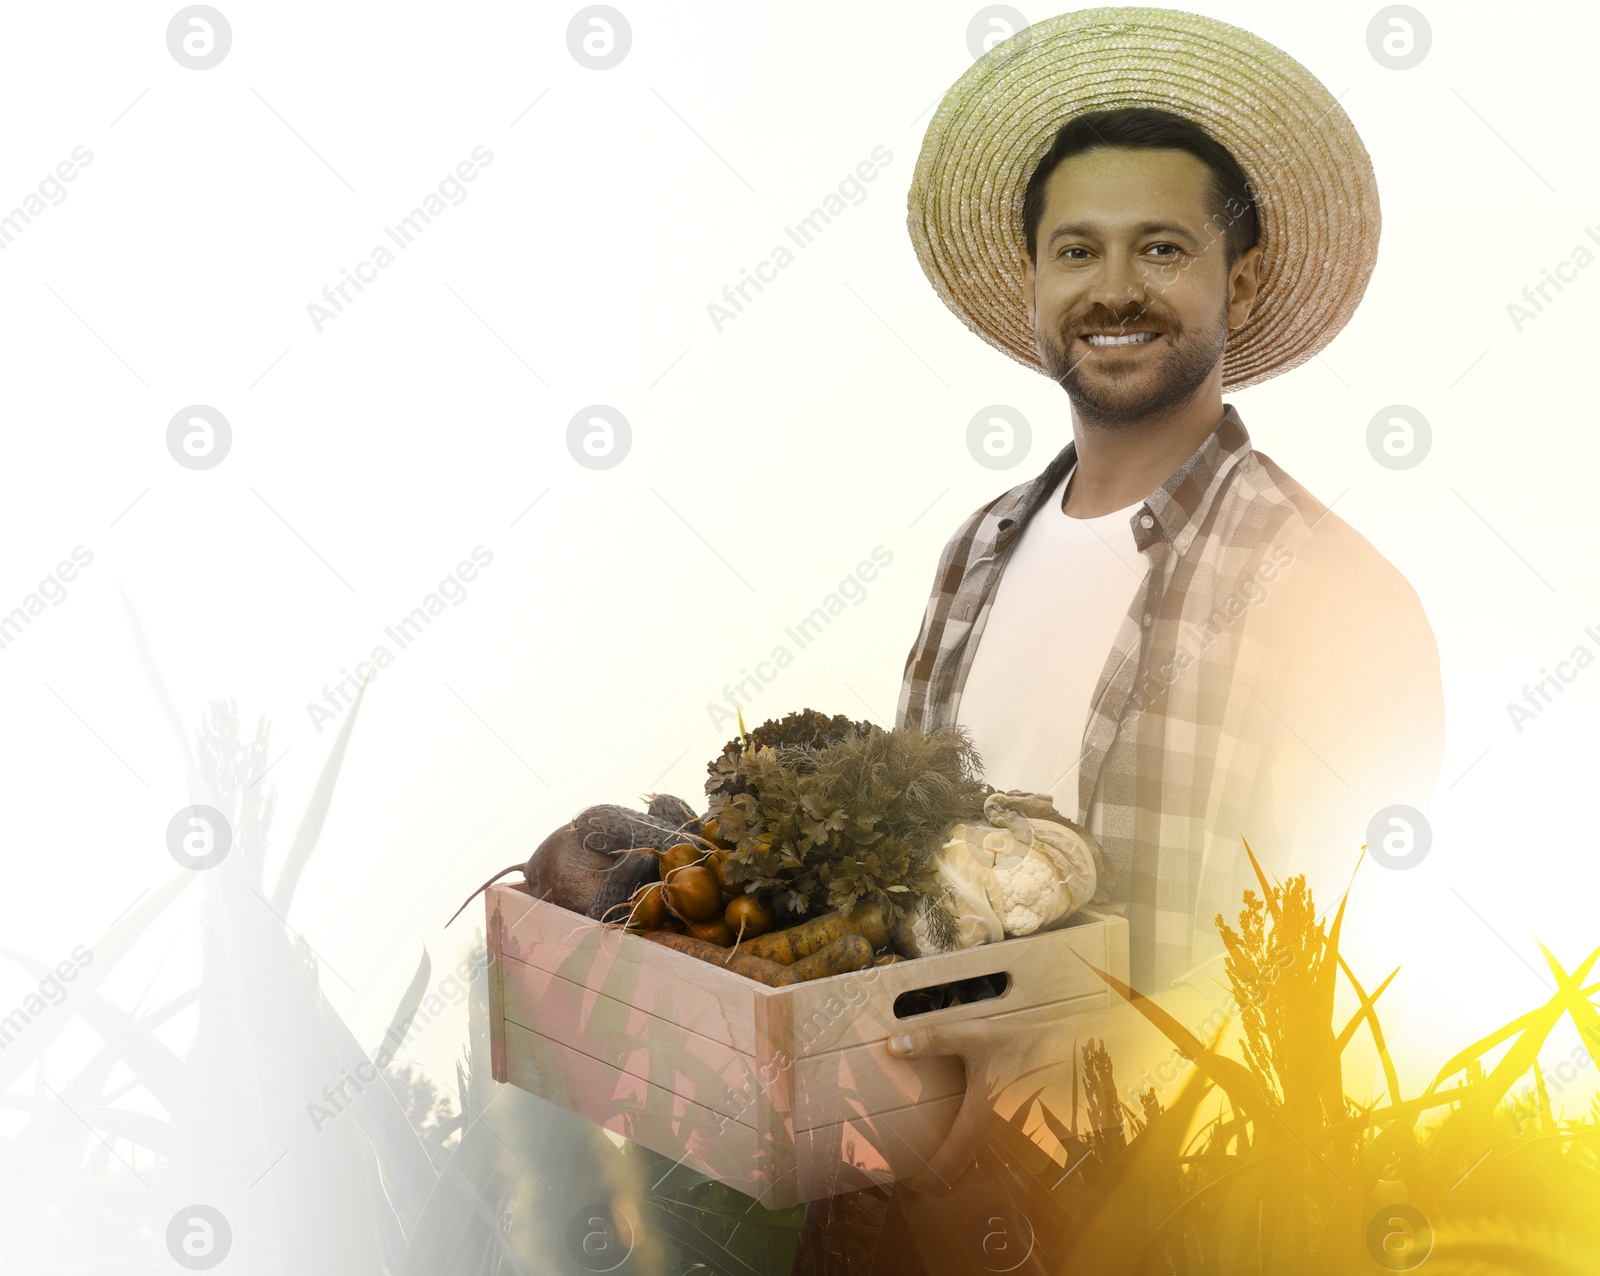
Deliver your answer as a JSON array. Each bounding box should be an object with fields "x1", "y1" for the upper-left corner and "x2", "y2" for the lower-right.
[
  {"x1": 886, "y1": 1018, "x2": 998, "y2": 1195},
  {"x1": 885, "y1": 1003, "x2": 1092, "y2": 1195},
  {"x1": 884, "y1": 984, "x2": 1227, "y2": 1195}
]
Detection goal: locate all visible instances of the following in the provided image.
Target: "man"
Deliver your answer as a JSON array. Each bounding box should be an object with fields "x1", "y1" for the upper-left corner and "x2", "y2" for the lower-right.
[{"x1": 875, "y1": 8, "x2": 1444, "y2": 1203}]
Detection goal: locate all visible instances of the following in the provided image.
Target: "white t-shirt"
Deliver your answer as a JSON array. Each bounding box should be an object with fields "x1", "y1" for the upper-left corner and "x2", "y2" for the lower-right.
[{"x1": 955, "y1": 465, "x2": 1148, "y2": 813}]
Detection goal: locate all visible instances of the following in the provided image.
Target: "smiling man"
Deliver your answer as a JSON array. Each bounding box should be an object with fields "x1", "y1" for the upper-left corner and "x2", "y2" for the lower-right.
[
  {"x1": 1029, "y1": 135, "x2": 1253, "y2": 441},
  {"x1": 874, "y1": 7, "x2": 1446, "y2": 1210}
]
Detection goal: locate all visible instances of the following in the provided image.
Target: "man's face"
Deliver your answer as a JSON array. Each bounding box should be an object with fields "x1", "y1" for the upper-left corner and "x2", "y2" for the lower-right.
[{"x1": 1022, "y1": 147, "x2": 1261, "y2": 425}]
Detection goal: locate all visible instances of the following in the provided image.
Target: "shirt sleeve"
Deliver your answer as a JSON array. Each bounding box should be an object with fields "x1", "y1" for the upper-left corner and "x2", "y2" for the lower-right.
[{"x1": 1237, "y1": 518, "x2": 1446, "y2": 902}]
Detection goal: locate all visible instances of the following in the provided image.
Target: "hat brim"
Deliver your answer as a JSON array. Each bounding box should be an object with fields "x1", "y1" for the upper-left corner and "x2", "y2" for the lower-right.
[{"x1": 907, "y1": 6, "x2": 1380, "y2": 391}]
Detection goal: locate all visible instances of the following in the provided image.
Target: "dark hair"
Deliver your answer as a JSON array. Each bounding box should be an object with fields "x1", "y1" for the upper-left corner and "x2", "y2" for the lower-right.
[{"x1": 1021, "y1": 107, "x2": 1259, "y2": 267}]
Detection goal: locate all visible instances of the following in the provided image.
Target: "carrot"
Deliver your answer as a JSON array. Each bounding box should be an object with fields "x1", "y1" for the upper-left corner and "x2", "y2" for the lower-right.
[
  {"x1": 789, "y1": 933, "x2": 874, "y2": 982},
  {"x1": 738, "y1": 915, "x2": 845, "y2": 965},
  {"x1": 737, "y1": 901, "x2": 890, "y2": 965},
  {"x1": 642, "y1": 930, "x2": 799, "y2": 986}
]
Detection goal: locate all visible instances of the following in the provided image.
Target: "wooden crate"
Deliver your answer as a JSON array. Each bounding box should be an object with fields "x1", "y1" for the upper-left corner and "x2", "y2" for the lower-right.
[{"x1": 486, "y1": 883, "x2": 1129, "y2": 1209}]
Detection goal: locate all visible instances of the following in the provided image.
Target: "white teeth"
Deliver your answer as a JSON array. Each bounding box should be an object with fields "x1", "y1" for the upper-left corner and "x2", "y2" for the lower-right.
[{"x1": 1085, "y1": 332, "x2": 1159, "y2": 346}]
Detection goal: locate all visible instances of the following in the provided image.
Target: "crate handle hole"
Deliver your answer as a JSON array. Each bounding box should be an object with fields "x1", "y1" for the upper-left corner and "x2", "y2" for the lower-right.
[{"x1": 892, "y1": 971, "x2": 1011, "y2": 1019}]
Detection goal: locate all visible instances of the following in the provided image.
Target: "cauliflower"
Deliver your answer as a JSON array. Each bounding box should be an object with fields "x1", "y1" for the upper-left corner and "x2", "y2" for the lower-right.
[
  {"x1": 891, "y1": 828, "x2": 1005, "y2": 957},
  {"x1": 994, "y1": 849, "x2": 1058, "y2": 936},
  {"x1": 891, "y1": 792, "x2": 1102, "y2": 956},
  {"x1": 979, "y1": 792, "x2": 1099, "y2": 938},
  {"x1": 979, "y1": 789, "x2": 1107, "y2": 940}
]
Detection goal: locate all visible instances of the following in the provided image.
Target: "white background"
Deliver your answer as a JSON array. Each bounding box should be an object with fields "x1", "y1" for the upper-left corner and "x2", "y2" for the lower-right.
[{"x1": 0, "y1": 0, "x2": 1596, "y2": 1262}]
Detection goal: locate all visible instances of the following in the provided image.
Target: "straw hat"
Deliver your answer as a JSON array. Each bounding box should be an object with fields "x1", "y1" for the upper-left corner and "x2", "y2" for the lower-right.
[{"x1": 907, "y1": 7, "x2": 1380, "y2": 390}]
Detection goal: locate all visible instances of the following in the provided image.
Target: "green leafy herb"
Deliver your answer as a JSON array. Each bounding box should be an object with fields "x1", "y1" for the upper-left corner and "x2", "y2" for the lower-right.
[
  {"x1": 705, "y1": 717, "x2": 986, "y2": 919},
  {"x1": 706, "y1": 708, "x2": 873, "y2": 801}
]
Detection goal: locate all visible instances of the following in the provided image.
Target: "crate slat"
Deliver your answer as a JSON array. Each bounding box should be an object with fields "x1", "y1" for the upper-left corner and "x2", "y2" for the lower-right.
[
  {"x1": 488, "y1": 885, "x2": 1129, "y2": 1205},
  {"x1": 501, "y1": 1022, "x2": 766, "y2": 1182},
  {"x1": 779, "y1": 910, "x2": 1118, "y2": 1058},
  {"x1": 491, "y1": 888, "x2": 762, "y2": 1053},
  {"x1": 789, "y1": 1096, "x2": 967, "y2": 1204},
  {"x1": 789, "y1": 987, "x2": 1107, "y2": 1131},
  {"x1": 498, "y1": 951, "x2": 766, "y2": 1127}
]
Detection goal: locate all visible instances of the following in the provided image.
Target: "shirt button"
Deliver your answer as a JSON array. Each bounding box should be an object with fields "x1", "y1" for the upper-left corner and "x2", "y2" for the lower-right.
[
  {"x1": 1142, "y1": 612, "x2": 1153, "y2": 627},
  {"x1": 1139, "y1": 514, "x2": 1155, "y2": 530}
]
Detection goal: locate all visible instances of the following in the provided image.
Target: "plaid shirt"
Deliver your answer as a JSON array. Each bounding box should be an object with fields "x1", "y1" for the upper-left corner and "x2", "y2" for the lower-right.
[{"x1": 896, "y1": 405, "x2": 1442, "y2": 991}]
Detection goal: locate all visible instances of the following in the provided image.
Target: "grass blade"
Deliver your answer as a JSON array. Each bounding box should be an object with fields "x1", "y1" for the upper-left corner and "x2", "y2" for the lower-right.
[
  {"x1": 269, "y1": 678, "x2": 368, "y2": 914},
  {"x1": 374, "y1": 948, "x2": 432, "y2": 1068},
  {"x1": 1336, "y1": 961, "x2": 1402, "y2": 1110}
]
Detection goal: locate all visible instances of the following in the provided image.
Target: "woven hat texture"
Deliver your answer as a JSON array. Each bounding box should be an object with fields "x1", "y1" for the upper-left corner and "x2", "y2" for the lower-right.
[{"x1": 906, "y1": 7, "x2": 1380, "y2": 389}]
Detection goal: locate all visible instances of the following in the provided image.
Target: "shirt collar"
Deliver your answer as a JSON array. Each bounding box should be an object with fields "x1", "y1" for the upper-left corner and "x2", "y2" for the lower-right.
[{"x1": 993, "y1": 404, "x2": 1252, "y2": 557}]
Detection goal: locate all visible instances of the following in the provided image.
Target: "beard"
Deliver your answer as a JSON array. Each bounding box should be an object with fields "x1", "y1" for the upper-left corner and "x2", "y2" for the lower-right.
[{"x1": 1039, "y1": 296, "x2": 1230, "y2": 427}]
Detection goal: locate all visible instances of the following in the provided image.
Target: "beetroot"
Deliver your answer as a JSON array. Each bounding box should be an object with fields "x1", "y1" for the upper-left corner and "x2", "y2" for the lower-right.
[{"x1": 445, "y1": 799, "x2": 705, "y2": 928}]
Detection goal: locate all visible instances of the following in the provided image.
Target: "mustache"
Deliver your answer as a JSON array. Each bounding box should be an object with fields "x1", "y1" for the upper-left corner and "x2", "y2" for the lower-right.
[
  {"x1": 1046, "y1": 305, "x2": 1177, "y2": 389},
  {"x1": 1063, "y1": 305, "x2": 1175, "y2": 337}
]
